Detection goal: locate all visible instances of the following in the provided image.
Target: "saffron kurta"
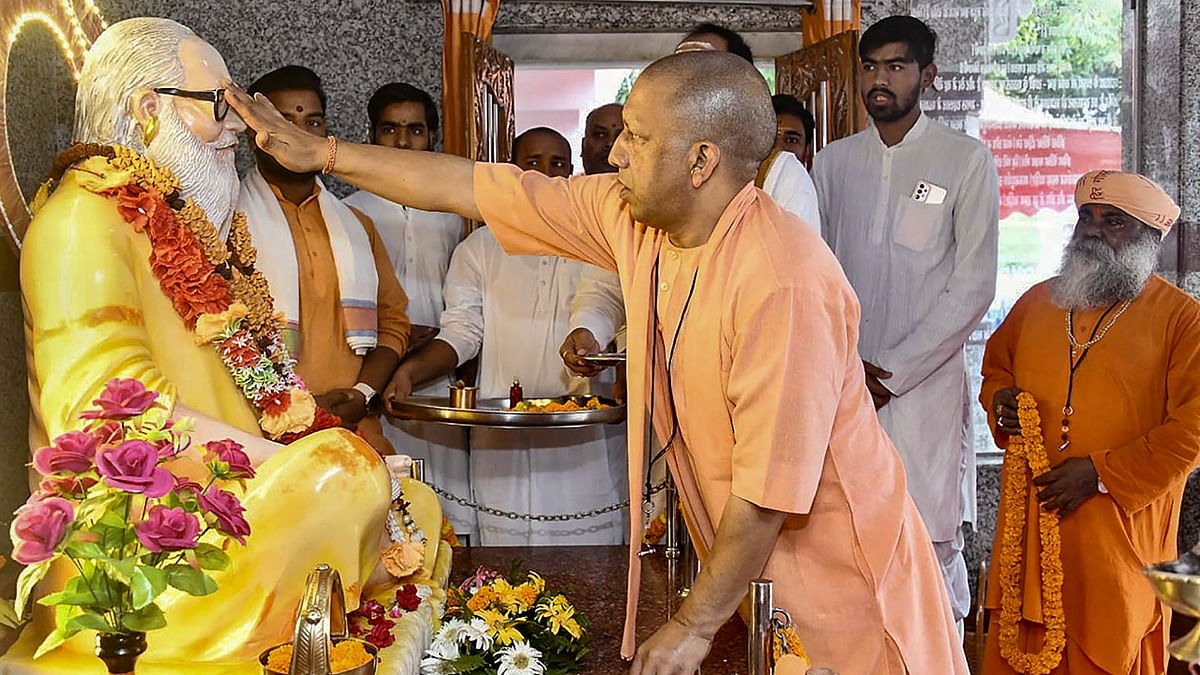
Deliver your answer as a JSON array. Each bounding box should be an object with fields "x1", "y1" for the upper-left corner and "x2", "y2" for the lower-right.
[
  {"x1": 980, "y1": 276, "x2": 1200, "y2": 674},
  {"x1": 265, "y1": 183, "x2": 412, "y2": 454},
  {"x1": 472, "y1": 164, "x2": 967, "y2": 672}
]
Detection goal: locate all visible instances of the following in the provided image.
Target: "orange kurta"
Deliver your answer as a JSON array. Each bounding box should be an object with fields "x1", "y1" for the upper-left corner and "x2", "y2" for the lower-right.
[
  {"x1": 269, "y1": 185, "x2": 411, "y2": 453},
  {"x1": 980, "y1": 276, "x2": 1200, "y2": 674},
  {"x1": 473, "y1": 164, "x2": 967, "y2": 673}
]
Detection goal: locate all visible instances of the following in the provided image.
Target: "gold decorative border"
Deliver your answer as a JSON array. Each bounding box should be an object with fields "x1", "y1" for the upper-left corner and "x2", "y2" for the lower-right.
[{"x1": 0, "y1": 0, "x2": 106, "y2": 253}]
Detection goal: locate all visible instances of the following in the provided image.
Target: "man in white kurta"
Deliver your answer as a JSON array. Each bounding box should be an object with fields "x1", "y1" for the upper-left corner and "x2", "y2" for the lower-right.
[
  {"x1": 811, "y1": 16, "x2": 999, "y2": 630},
  {"x1": 435, "y1": 227, "x2": 626, "y2": 544},
  {"x1": 342, "y1": 81, "x2": 472, "y2": 536},
  {"x1": 385, "y1": 127, "x2": 626, "y2": 545}
]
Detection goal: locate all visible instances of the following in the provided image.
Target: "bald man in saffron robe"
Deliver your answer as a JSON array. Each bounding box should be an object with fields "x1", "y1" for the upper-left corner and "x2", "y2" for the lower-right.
[
  {"x1": 228, "y1": 51, "x2": 967, "y2": 674},
  {"x1": 982, "y1": 170, "x2": 1200, "y2": 674}
]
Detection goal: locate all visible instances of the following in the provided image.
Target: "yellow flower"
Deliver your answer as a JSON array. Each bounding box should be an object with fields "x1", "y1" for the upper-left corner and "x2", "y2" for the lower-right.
[
  {"x1": 467, "y1": 586, "x2": 498, "y2": 612},
  {"x1": 525, "y1": 572, "x2": 545, "y2": 595},
  {"x1": 259, "y1": 388, "x2": 317, "y2": 437},
  {"x1": 535, "y1": 595, "x2": 582, "y2": 638},
  {"x1": 194, "y1": 303, "x2": 248, "y2": 345},
  {"x1": 475, "y1": 608, "x2": 524, "y2": 646}
]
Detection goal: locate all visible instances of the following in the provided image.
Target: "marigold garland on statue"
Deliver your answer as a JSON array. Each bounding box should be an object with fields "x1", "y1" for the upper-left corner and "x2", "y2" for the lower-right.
[
  {"x1": 996, "y1": 392, "x2": 1066, "y2": 674},
  {"x1": 51, "y1": 144, "x2": 339, "y2": 440}
]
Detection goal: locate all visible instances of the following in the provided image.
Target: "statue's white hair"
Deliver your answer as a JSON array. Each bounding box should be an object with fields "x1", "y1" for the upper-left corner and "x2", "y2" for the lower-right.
[{"x1": 73, "y1": 18, "x2": 195, "y2": 148}]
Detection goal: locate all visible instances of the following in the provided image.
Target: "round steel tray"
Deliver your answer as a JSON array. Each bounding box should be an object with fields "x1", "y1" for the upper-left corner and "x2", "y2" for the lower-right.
[{"x1": 388, "y1": 396, "x2": 625, "y2": 429}]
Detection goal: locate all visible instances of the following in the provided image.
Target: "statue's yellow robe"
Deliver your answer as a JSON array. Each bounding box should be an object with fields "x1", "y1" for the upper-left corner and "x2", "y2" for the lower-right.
[{"x1": 3, "y1": 156, "x2": 434, "y2": 673}]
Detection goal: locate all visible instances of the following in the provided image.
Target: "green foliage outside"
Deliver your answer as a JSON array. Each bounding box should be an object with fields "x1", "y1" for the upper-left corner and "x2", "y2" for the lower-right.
[{"x1": 987, "y1": 0, "x2": 1122, "y2": 124}]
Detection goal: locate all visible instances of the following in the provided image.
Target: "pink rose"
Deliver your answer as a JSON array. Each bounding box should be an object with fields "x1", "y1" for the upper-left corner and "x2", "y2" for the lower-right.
[
  {"x1": 198, "y1": 487, "x2": 251, "y2": 544},
  {"x1": 81, "y1": 378, "x2": 159, "y2": 420},
  {"x1": 91, "y1": 422, "x2": 123, "y2": 445},
  {"x1": 135, "y1": 505, "x2": 200, "y2": 552},
  {"x1": 33, "y1": 431, "x2": 100, "y2": 475},
  {"x1": 38, "y1": 475, "x2": 98, "y2": 498},
  {"x1": 173, "y1": 475, "x2": 203, "y2": 498},
  {"x1": 96, "y1": 441, "x2": 173, "y2": 497},
  {"x1": 10, "y1": 495, "x2": 74, "y2": 564},
  {"x1": 203, "y1": 439, "x2": 255, "y2": 480}
]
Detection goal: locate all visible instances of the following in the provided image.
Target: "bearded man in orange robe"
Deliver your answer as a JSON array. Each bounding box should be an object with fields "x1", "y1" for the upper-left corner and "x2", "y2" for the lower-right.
[{"x1": 981, "y1": 170, "x2": 1200, "y2": 674}]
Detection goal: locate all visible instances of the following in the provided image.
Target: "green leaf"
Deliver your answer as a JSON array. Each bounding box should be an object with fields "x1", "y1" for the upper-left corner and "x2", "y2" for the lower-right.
[
  {"x1": 32, "y1": 627, "x2": 68, "y2": 659},
  {"x1": 38, "y1": 575, "x2": 119, "y2": 609},
  {"x1": 120, "y1": 603, "x2": 166, "y2": 632},
  {"x1": 165, "y1": 564, "x2": 217, "y2": 596},
  {"x1": 447, "y1": 654, "x2": 486, "y2": 673},
  {"x1": 98, "y1": 557, "x2": 136, "y2": 585},
  {"x1": 65, "y1": 541, "x2": 107, "y2": 560},
  {"x1": 14, "y1": 560, "x2": 52, "y2": 620},
  {"x1": 0, "y1": 597, "x2": 19, "y2": 629},
  {"x1": 66, "y1": 609, "x2": 113, "y2": 634},
  {"x1": 129, "y1": 565, "x2": 167, "y2": 610},
  {"x1": 193, "y1": 543, "x2": 231, "y2": 572}
]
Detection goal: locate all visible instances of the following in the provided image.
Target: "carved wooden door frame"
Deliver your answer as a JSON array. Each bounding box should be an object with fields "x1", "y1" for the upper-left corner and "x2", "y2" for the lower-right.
[{"x1": 774, "y1": 30, "x2": 865, "y2": 162}]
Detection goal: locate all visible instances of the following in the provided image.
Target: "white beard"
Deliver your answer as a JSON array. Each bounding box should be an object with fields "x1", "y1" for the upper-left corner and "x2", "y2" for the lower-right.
[
  {"x1": 144, "y1": 105, "x2": 240, "y2": 237},
  {"x1": 1050, "y1": 232, "x2": 1160, "y2": 310}
]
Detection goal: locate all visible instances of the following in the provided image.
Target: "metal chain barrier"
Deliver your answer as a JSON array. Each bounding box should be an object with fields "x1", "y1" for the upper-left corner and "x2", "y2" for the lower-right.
[{"x1": 427, "y1": 478, "x2": 670, "y2": 522}]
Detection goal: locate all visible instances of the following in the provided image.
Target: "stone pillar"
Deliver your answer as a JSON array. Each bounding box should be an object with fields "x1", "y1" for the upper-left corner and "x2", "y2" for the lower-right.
[{"x1": 1130, "y1": 0, "x2": 1200, "y2": 296}]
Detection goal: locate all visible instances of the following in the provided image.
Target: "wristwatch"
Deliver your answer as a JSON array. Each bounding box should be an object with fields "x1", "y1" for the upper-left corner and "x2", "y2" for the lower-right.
[{"x1": 352, "y1": 382, "x2": 378, "y2": 408}]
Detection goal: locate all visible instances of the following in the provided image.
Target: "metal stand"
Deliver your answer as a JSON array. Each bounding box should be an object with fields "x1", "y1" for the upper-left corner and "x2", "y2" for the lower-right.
[
  {"x1": 664, "y1": 476, "x2": 681, "y2": 559},
  {"x1": 748, "y1": 578, "x2": 774, "y2": 675},
  {"x1": 410, "y1": 457, "x2": 425, "y2": 482}
]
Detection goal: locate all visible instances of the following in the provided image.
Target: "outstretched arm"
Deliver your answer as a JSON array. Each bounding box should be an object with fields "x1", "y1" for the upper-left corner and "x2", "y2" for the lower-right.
[{"x1": 225, "y1": 84, "x2": 483, "y2": 221}]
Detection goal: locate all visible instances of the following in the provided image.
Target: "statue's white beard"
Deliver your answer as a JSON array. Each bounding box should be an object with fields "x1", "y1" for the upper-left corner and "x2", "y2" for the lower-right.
[{"x1": 145, "y1": 105, "x2": 239, "y2": 236}]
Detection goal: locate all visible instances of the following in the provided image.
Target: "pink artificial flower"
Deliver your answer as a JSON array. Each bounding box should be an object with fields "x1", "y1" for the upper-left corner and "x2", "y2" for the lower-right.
[
  {"x1": 32, "y1": 431, "x2": 100, "y2": 475},
  {"x1": 90, "y1": 421, "x2": 123, "y2": 445},
  {"x1": 81, "y1": 378, "x2": 159, "y2": 420},
  {"x1": 10, "y1": 495, "x2": 75, "y2": 564},
  {"x1": 198, "y1": 487, "x2": 251, "y2": 545},
  {"x1": 96, "y1": 440, "x2": 174, "y2": 498},
  {"x1": 203, "y1": 439, "x2": 255, "y2": 480},
  {"x1": 37, "y1": 475, "x2": 98, "y2": 498},
  {"x1": 135, "y1": 505, "x2": 200, "y2": 552},
  {"x1": 173, "y1": 475, "x2": 204, "y2": 498}
]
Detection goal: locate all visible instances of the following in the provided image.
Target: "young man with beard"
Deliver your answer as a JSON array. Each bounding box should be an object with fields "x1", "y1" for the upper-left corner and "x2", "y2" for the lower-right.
[
  {"x1": 982, "y1": 170, "x2": 1200, "y2": 675},
  {"x1": 238, "y1": 66, "x2": 411, "y2": 455},
  {"x1": 342, "y1": 82, "x2": 473, "y2": 536},
  {"x1": 811, "y1": 15, "x2": 1000, "y2": 635}
]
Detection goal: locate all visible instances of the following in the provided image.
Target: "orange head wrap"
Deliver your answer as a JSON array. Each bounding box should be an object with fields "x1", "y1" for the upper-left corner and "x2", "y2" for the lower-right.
[{"x1": 1074, "y1": 170, "x2": 1180, "y2": 237}]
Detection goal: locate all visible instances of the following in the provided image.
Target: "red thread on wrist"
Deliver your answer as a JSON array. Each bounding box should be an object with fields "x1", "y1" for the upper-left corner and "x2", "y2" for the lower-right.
[{"x1": 322, "y1": 135, "x2": 337, "y2": 174}]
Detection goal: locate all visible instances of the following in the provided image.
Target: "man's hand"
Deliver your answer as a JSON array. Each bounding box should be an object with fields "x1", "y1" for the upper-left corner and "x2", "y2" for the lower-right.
[
  {"x1": 862, "y1": 361, "x2": 894, "y2": 409},
  {"x1": 629, "y1": 618, "x2": 713, "y2": 675},
  {"x1": 991, "y1": 386, "x2": 1023, "y2": 436},
  {"x1": 315, "y1": 389, "x2": 369, "y2": 427},
  {"x1": 407, "y1": 325, "x2": 440, "y2": 355},
  {"x1": 1033, "y1": 456, "x2": 1099, "y2": 517},
  {"x1": 560, "y1": 327, "x2": 606, "y2": 377},
  {"x1": 383, "y1": 367, "x2": 416, "y2": 415},
  {"x1": 224, "y1": 83, "x2": 326, "y2": 173}
]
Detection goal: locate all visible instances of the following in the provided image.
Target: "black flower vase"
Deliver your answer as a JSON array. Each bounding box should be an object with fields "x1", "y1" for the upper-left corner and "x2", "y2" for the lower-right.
[{"x1": 95, "y1": 632, "x2": 146, "y2": 674}]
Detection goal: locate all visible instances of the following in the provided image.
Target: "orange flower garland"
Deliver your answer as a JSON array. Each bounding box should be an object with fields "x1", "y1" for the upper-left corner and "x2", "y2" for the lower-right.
[
  {"x1": 996, "y1": 392, "x2": 1066, "y2": 674},
  {"x1": 56, "y1": 143, "x2": 340, "y2": 441}
]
